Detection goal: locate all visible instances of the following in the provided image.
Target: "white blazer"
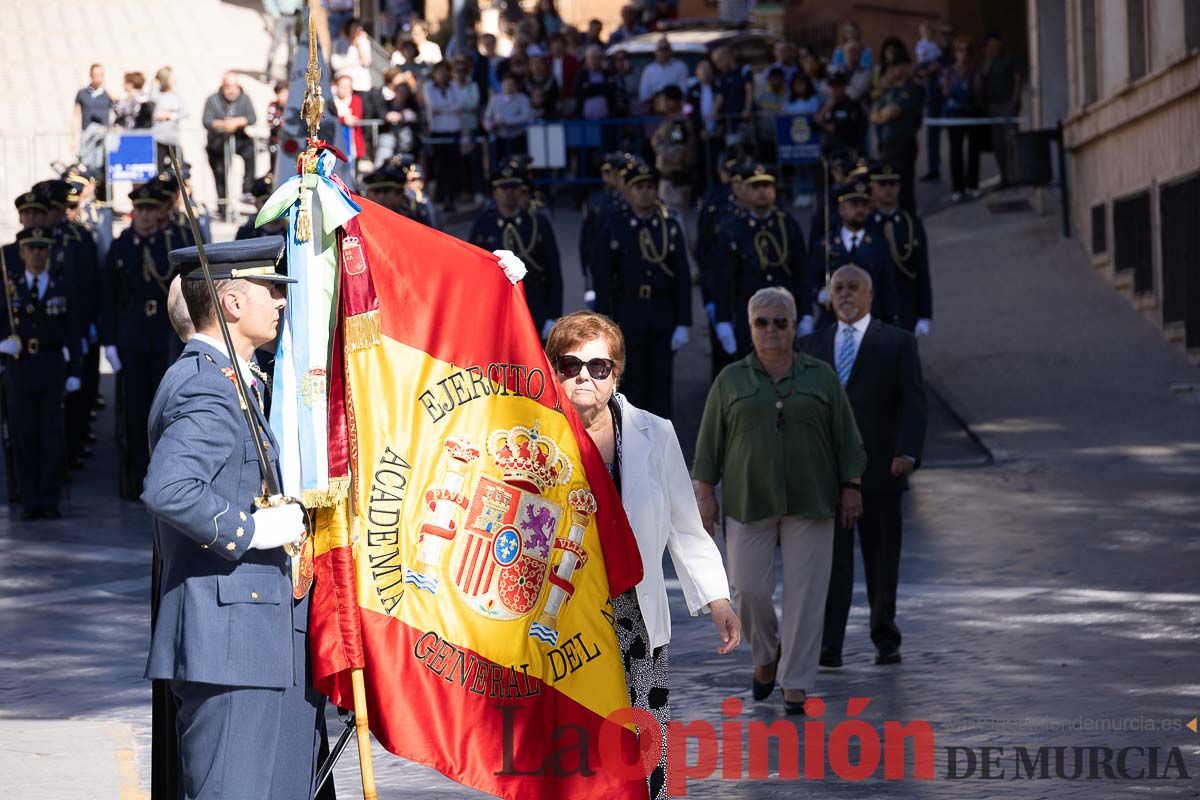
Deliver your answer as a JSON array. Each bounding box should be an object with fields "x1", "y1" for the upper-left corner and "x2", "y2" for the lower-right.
[{"x1": 617, "y1": 395, "x2": 731, "y2": 650}]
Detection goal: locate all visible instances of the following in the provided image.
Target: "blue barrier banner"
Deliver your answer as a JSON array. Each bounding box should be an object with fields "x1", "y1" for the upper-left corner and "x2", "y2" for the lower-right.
[
  {"x1": 107, "y1": 131, "x2": 158, "y2": 182},
  {"x1": 776, "y1": 115, "x2": 820, "y2": 164}
]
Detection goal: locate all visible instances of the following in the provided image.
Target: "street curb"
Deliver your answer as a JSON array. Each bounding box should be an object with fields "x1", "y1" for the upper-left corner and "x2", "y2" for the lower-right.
[{"x1": 921, "y1": 360, "x2": 997, "y2": 467}]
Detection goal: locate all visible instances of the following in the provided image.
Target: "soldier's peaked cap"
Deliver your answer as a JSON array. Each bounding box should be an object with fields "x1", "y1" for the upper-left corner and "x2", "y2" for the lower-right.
[
  {"x1": 836, "y1": 181, "x2": 871, "y2": 202},
  {"x1": 14, "y1": 191, "x2": 46, "y2": 213},
  {"x1": 170, "y1": 236, "x2": 296, "y2": 283},
  {"x1": 16, "y1": 226, "x2": 53, "y2": 246}
]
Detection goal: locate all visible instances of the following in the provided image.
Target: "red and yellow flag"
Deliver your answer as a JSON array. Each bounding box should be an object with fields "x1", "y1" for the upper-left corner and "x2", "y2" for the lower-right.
[{"x1": 309, "y1": 197, "x2": 646, "y2": 798}]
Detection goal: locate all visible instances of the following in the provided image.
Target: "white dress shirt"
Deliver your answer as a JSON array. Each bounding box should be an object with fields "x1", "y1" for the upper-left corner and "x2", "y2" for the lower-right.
[
  {"x1": 839, "y1": 225, "x2": 865, "y2": 254},
  {"x1": 25, "y1": 270, "x2": 48, "y2": 299}
]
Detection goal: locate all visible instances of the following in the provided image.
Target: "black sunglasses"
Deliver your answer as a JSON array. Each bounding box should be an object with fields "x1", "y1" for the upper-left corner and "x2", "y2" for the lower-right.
[
  {"x1": 556, "y1": 355, "x2": 614, "y2": 380},
  {"x1": 752, "y1": 316, "x2": 792, "y2": 330}
]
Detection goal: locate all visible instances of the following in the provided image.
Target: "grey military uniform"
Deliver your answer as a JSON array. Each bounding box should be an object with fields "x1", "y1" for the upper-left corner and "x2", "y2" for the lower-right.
[{"x1": 142, "y1": 337, "x2": 325, "y2": 799}]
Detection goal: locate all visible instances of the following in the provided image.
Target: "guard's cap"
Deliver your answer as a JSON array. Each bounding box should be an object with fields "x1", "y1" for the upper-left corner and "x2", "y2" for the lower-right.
[
  {"x1": 836, "y1": 180, "x2": 871, "y2": 203},
  {"x1": 249, "y1": 174, "x2": 275, "y2": 200},
  {"x1": 363, "y1": 169, "x2": 403, "y2": 190},
  {"x1": 870, "y1": 161, "x2": 901, "y2": 183},
  {"x1": 129, "y1": 183, "x2": 166, "y2": 207},
  {"x1": 846, "y1": 158, "x2": 871, "y2": 180},
  {"x1": 742, "y1": 162, "x2": 776, "y2": 185},
  {"x1": 600, "y1": 151, "x2": 627, "y2": 172},
  {"x1": 623, "y1": 160, "x2": 657, "y2": 188},
  {"x1": 14, "y1": 191, "x2": 47, "y2": 213},
  {"x1": 16, "y1": 226, "x2": 53, "y2": 247},
  {"x1": 826, "y1": 148, "x2": 858, "y2": 174},
  {"x1": 63, "y1": 167, "x2": 94, "y2": 203},
  {"x1": 491, "y1": 160, "x2": 528, "y2": 188},
  {"x1": 169, "y1": 236, "x2": 296, "y2": 283},
  {"x1": 717, "y1": 148, "x2": 743, "y2": 173},
  {"x1": 33, "y1": 180, "x2": 71, "y2": 209}
]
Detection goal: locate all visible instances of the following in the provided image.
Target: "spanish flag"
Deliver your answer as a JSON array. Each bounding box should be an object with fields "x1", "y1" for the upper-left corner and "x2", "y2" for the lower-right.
[{"x1": 309, "y1": 197, "x2": 647, "y2": 798}]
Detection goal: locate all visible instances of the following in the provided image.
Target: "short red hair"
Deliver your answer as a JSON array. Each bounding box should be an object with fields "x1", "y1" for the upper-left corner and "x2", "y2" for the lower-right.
[{"x1": 545, "y1": 311, "x2": 626, "y2": 380}]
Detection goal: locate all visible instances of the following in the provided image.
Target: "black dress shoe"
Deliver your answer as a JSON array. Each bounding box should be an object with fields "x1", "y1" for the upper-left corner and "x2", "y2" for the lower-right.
[
  {"x1": 819, "y1": 653, "x2": 843, "y2": 668},
  {"x1": 875, "y1": 650, "x2": 902, "y2": 665},
  {"x1": 42, "y1": 508, "x2": 62, "y2": 520},
  {"x1": 784, "y1": 691, "x2": 808, "y2": 715},
  {"x1": 752, "y1": 676, "x2": 776, "y2": 701}
]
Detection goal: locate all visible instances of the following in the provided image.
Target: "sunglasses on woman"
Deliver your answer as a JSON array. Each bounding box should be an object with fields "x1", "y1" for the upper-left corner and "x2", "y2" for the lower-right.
[
  {"x1": 556, "y1": 355, "x2": 614, "y2": 380},
  {"x1": 752, "y1": 316, "x2": 792, "y2": 330}
]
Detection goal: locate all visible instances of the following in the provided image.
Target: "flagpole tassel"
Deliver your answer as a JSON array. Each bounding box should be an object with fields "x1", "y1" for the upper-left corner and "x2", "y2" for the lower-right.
[
  {"x1": 296, "y1": 188, "x2": 313, "y2": 243},
  {"x1": 344, "y1": 309, "x2": 381, "y2": 351},
  {"x1": 302, "y1": 475, "x2": 351, "y2": 509}
]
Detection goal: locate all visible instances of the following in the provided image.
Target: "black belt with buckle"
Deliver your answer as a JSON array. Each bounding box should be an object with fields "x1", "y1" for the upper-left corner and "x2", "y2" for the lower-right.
[
  {"x1": 622, "y1": 285, "x2": 656, "y2": 300},
  {"x1": 145, "y1": 300, "x2": 159, "y2": 317},
  {"x1": 26, "y1": 338, "x2": 39, "y2": 355}
]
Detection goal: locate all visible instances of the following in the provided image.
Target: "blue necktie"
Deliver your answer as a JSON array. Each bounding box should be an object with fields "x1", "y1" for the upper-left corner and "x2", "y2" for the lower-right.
[{"x1": 837, "y1": 326, "x2": 856, "y2": 385}]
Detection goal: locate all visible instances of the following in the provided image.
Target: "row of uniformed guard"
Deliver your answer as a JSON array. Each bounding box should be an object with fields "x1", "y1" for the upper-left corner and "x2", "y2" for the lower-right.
[{"x1": 1, "y1": 166, "x2": 217, "y2": 517}]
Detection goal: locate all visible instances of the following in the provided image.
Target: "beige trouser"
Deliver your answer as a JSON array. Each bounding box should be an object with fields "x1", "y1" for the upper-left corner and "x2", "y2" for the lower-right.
[{"x1": 725, "y1": 514, "x2": 835, "y2": 692}]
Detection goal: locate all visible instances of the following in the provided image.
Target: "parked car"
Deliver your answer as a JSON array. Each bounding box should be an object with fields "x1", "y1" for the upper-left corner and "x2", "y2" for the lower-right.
[{"x1": 606, "y1": 24, "x2": 780, "y2": 77}]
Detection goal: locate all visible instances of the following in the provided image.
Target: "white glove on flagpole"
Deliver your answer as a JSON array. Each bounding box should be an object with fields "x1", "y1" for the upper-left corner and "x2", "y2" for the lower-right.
[
  {"x1": 670, "y1": 325, "x2": 690, "y2": 351},
  {"x1": 914, "y1": 318, "x2": 931, "y2": 337},
  {"x1": 104, "y1": 346, "x2": 122, "y2": 372},
  {"x1": 0, "y1": 337, "x2": 20, "y2": 357},
  {"x1": 715, "y1": 322, "x2": 737, "y2": 355},
  {"x1": 65, "y1": 376, "x2": 82, "y2": 393},
  {"x1": 798, "y1": 315, "x2": 814, "y2": 337},
  {"x1": 248, "y1": 501, "x2": 306, "y2": 550},
  {"x1": 492, "y1": 250, "x2": 527, "y2": 284}
]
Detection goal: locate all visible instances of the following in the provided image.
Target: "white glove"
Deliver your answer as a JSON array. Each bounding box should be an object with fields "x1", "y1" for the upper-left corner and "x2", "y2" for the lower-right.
[
  {"x1": 583, "y1": 289, "x2": 596, "y2": 309},
  {"x1": 62, "y1": 346, "x2": 71, "y2": 363},
  {"x1": 0, "y1": 337, "x2": 20, "y2": 357},
  {"x1": 65, "y1": 376, "x2": 82, "y2": 393},
  {"x1": 797, "y1": 315, "x2": 814, "y2": 337},
  {"x1": 80, "y1": 337, "x2": 90, "y2": 356},
  {"x1": 492, "y1": 249, "x2": 527, "y2": 284},
  {"x1": 914, "y1": 318, "x2": 931, "y2": 337},
  {"x1": 817, "y1": 288, "x2": 830, "y2": 305},
  {"x1": 248, "y1": 500, "x2": 305, "y2": 550},
  {"x1": 715, "y1": 322, "x2": 737, "y2": 355},
  {"x1": 704, "y1": 302, "x2": 716, "y2": 325},
  {"x1": 670, "y1": 325, "x2": 689, "y2": 351},
  {"x1": 88, "y1": 323, "x2": 98, "y2": 344},
  {"x1": 104, "y1": 346, "x2": 122, "y2": 372},
  {"x1": 540, "y1": 318, "x2": 555, "y2": 340}
]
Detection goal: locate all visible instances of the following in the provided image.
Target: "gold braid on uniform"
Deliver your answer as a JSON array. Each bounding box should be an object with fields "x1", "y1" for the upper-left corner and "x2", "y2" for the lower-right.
[
  {"x1": 752, "y1": 210, "x2": 791, "y2": 274},
  {"x1": 501, "y1": 213, "x2": 543, "y2": 272},
  {"x1": 637, "y1": 205, "x2": 675, "y2": 277},
  {"x1": 142, "y1": 242, "x2": 171, "y2": 295},
  {"x1": 883, "y1": 212, "x2": 918, "y2": 280}
]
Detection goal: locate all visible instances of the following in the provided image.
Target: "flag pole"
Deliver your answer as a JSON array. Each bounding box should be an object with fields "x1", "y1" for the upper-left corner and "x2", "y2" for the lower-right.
[{"x1": 298, "y1": 5, "x2": 377, "y2": 799}]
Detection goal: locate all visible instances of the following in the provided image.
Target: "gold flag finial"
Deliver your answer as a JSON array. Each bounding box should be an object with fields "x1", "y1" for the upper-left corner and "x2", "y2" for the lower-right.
[{"x1": 299, "y1": 11, "x2": 324, "y2": 144}]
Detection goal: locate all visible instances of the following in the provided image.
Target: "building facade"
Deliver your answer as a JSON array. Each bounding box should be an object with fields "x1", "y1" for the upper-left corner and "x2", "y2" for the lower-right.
[{"x1": 1034, "y1": 0, "x2": 1200, "y2": 355}]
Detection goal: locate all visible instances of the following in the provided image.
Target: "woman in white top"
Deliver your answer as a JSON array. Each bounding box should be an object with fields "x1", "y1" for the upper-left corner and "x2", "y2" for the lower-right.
[
  {"x1": 451, "y1": 55, "x2": 485, "y2": 205},
  {"x1": 423, "y1": 61, "x2": 463, "y2": 212},
  {"x1": 330, "y1": 17, "x2": 373, "y2": 93},
  {"x1": 150, "y1": 66, "x2": 187, "y2": 168},
  {"x1": 546, "y1": 311, "x2": 741, "y2": 800}
]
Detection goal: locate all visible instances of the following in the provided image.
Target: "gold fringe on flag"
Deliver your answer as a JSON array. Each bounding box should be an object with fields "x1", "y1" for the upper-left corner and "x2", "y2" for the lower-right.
[
  {"x1": 303, "y1": 475, "x2": 350, "y2": 509},
  {"x1": 296, "y1": 188, "x2": 312, "y2": 243},
  {"x1": 344, "y1": 309, "x2": 381, "y2": 351}
]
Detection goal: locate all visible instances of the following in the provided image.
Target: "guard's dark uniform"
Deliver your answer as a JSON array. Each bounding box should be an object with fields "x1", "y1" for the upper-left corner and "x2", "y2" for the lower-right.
[
  {"x1": 578, "y1": 154, "x2": 627, "y2": 295},
  {"x1": 695, "y1": 154, "x2": 743, "y2": 378},
  {"x1": 806, "y1": 181, "x2": 901, "y2": 329},
  {"x1": 711, "y1": 164, "x2": 807, "y2": 358},
  {"x1": 1, "y1": 227, "x2": 83, "y2": 518},
  {"x1": 868, "y1": 204, "x2": 931, "y2": 332},
  {"x1": 235, "y1": 175, "x2": 283, "y2": 241},
  {"x1": 467, "y1": 164, "x2": 562, "y2": 335},
  {"x1": 101, "y1": 185, "x2": 176, "y2": 498},
  {"x1": 591, "y1": 163, "x2": 691, "y2": 419}
]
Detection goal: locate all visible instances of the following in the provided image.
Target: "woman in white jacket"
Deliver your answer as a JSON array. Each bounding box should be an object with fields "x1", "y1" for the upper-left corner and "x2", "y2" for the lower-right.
[{"x1": 546, "y1": 311, "x2": 740, "y2": 800}]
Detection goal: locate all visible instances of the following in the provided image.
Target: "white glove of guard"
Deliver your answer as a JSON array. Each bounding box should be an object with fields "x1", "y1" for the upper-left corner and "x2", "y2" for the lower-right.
[
  {"x1": 0, "y1": 337, "x2": 20, "y2": 357},
  {"x1": 248, "y1": 501, "x2": 306, "y2": 550},
  {"x1": 104, "y1": 346, "x2": 122, "y2": 372},
  {"x1": 492, "y1": 249, "x2": 527, "y2": 284},
  {"x1": 914, "y1": 318, "x2": 931, "y2": 337},
  {"x1": 540, "y1": 319, "x2": 555, "y2": 340},
  {"x1": 64, "y1": 376, "x2": 82, "y2": 393},
  {"x1": 583, "y1": 289, "x2": 596, "y2": 309},
  {"x1": 797, "y1": 315, "x2": 814, "y2": 337},
  {"x1": 62, "y1": 346, "x2": 71, "y2": 363},
  {"x1": 670, "y1": 325, "x2": 690, "y2": 351},
  {"x1": 817, "y1": 288, "x2": 830, "y2": 305},
  {"x1": 704, "y1": 302, "x2": 716, "y2": 325},
  {"x1": 715, "y1": 322, "x2": 737, "y2": 355}
]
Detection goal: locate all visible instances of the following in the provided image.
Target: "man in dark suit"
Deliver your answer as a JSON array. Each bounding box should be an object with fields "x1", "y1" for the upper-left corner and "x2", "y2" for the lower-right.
[{"x1": 798, "y1": 264, "x2": 926, "y2": 666}]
